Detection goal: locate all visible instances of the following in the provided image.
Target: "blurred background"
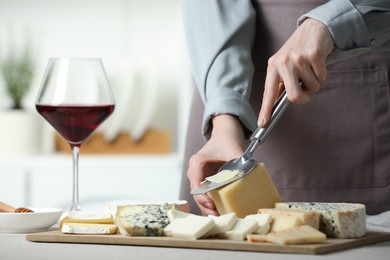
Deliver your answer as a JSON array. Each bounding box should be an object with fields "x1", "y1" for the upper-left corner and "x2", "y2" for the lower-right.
[{"x1": 0, "y1": 0, "x2": 194, "y2": 211}]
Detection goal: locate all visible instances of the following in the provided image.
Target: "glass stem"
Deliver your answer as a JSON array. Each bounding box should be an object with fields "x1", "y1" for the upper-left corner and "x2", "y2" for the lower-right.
[{"x1": 71, "y1": 145, "x2": 81, "y2": 211}]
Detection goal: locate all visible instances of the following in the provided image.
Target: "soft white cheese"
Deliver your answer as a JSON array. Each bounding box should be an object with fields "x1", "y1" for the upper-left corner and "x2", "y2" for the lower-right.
[
  {"x1": 205, "y1": 212, "x2": 237, "y2": 237},
  {"x1": 220, "y1": 218, "x2": 258, "y2": 241},
  {"x1": 170, "y1": 214, "x2": 215, "y2": 239},
  {"x1": 61, "y1": 223, "x2": 117, "y2": 234},
  {"x1": 244, "y1": 213, "x2": 272, "y2": 234}
]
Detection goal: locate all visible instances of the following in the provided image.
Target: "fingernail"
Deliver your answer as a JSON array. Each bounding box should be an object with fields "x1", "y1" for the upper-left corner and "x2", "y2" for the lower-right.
[
  {"x1": 257, "y1": 117, "x2": 265, "y2": 127},
  {"x1": 204, "y1": 202, "x2": 213, "y2": 210}
]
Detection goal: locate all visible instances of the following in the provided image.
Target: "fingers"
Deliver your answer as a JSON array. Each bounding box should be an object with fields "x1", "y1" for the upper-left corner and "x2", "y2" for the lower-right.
[
  {"x1": 194, "y1": 194, "x2": 219, "y2": 216},
  {"x1": 187, "y1": 155, "x2": 225, "y2": 216}
]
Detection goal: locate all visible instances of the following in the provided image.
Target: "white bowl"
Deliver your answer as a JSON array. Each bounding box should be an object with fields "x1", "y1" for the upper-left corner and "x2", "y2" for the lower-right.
[{"x1": 0, "y1": 208, "x2": 63, "y2": 233}]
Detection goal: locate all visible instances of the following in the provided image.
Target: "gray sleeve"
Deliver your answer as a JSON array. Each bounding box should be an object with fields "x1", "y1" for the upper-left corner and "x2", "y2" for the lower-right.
[
  {"x1": 298, "y1": 0, "x2": 390, "y2": 64},
  {"x1": 180, "y1": 0, "x2": 257, "y2": 140}
]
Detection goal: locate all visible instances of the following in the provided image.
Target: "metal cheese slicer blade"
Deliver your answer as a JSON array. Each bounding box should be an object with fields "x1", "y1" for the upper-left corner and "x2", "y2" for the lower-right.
[{"x1": 191, "y1": 90, "x2": 290, "y2": 195}]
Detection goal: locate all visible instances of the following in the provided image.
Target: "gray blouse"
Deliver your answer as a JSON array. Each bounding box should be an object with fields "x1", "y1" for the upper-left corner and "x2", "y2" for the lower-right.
[{"x1": 180, "y1": 0, "x2": 390, "y2": 140}]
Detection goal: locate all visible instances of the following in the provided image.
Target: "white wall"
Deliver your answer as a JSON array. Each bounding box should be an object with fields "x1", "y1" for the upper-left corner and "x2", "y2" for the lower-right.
[{"x1": 0, "y1": 0, "x2": 193, "y2": 152}]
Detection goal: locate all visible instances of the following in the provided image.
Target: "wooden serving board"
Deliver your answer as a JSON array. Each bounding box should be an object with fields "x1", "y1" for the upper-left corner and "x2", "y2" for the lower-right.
[{"x1": 26, "y1": 231, "x2": 390, "y2": 255}]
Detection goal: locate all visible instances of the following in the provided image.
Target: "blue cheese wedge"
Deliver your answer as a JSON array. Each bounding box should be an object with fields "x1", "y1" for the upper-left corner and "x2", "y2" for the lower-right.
[
  {"x1": 275, "y1": 202, "x2": 366, "y2": 238},
  {"x1": 116, "y1": 204, "x2": 172, "y2": 236}
]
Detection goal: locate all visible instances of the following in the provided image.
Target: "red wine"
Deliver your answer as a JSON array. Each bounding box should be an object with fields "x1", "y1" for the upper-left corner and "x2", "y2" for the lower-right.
[{"x1": 36, "y1": 104, "x2": 114, "y2": 146}]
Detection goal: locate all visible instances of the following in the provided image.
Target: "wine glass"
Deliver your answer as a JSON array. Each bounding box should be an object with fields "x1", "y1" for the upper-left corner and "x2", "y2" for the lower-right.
[{"x1": 36, "y1": 58, "x2": 115, "y2": 211}]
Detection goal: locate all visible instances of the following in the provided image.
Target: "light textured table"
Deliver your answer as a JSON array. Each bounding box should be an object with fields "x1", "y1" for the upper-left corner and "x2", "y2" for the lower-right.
[{"x1": 1, "y1": 230, "x2": 390, "y2": 260}]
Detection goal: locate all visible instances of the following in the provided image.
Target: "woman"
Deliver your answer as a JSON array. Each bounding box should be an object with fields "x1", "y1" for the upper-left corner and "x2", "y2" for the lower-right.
[{"x1": 179, "y1": 0, "x2": 390, "y2": 216}]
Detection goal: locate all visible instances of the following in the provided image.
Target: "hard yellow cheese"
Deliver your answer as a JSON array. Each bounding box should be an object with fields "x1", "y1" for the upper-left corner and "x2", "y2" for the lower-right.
[
  {"x1": 258, "y1": 208, "x2": 320, "y2": 231},
  {"x1": 207, "y1": 163, "x2": 281, "y2": 218},
  {"x1": 247, "y1": 225, "x2": 326, "y2": 245}
]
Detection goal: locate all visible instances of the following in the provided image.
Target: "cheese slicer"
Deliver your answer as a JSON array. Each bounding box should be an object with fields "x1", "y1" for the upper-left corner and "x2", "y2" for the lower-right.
[{"x1": 191, "y1": 90, "x2": 290, "y2": 195}]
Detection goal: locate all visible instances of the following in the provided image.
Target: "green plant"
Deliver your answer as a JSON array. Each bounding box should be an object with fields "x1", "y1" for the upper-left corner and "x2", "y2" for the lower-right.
[{"x1": 1, "y1": 46, "x2": 34, "y2": 109}]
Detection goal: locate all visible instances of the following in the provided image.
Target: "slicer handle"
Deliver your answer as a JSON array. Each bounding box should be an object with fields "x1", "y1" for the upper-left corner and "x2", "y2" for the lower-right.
[{"x1": 251, "y1": 90, "x2": 290, "y2": 144}]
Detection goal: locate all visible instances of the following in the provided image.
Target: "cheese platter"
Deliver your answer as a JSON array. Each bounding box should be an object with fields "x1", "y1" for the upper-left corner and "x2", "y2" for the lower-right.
[{"x1": 26, "y1": 230, "x2": 390, "y2": 255}]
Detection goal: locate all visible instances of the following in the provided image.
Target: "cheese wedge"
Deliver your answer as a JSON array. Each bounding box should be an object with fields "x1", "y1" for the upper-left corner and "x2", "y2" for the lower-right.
[
  {"x1": 59, "y1": 211, "x2": 114, "y2": 230},
  {"x1": 244, "y1": 213, "x2": 272, "y2": 234},
  {"x1": 61, "y1": 223, "x2": 118, "y2": 235},
  {"x1": 205, "y1": 212, "x2": 237, "y2": 237},
  {"x1": 207, "y1": 163, "x2": 281, "y2": 218},
  {"x1": 248, "y1": 225, "x2": 326, "y2": 245},
  {"x1": 270, "y1": 215, "x2": 303, "y2": 233},
  {"x1": 116, "y1": 204, "x2": 171, "y2": 236},
  {"x1": 170, "y1": 214, "x2": 215, "y2": 239},
  {"x1": 275, "y1": 202, "x2": 366, "y2": 238},
  {"x1": 219, "y1": 218, "x2": 258, "y2": 241},
  {"x1": 258, "y1": 208, "x2": 320, "y2": 230}
]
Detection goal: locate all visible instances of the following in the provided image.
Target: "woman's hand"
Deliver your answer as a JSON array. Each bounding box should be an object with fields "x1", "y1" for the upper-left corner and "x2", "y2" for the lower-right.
[
  {"x1": 258, "y1": 18, "x2": 334, "y2": 127},
  {"x1": 187, "y1": 114, "x2": 245, "y2": 216}
]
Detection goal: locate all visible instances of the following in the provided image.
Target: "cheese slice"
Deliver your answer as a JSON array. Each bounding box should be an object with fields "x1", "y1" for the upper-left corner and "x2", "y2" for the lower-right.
[
  {"x1": 275, "y1": 202, "x2": 366, "y2": 238},
  {"x1": 205, "y1": 170, "x2": 242, "y2": 183},
  {"x1": 244, "y1": 213, "x2": 272, "y2": 234},
  {"x1": 219, "y1": 218, "x2": 258, "y2": 241},
  {"x1": 270, "y1": 215, "x2": 303, "y2": 233},
  {"x1": 59, "y1": 211, "x2": 114, "y2": 230},
  {"x1": 258, "y1": 208, "x2": 320, "y2": 230},
  {"x1": 164, "y1": 218, "x2": 185, "y2": 236},
  {"x1": 248, "y1": 225, "x2": 326, "y2": 245},
  {"x1": 205, "y1": 212, "x2": 237, "y2": 237},
  {"x1": 167, "y1": 208, "x2": 191, "y2": 222},
  {"x1": 207, "y1": 163, "x2": 281, "y2": 218},
  {"x1": 170, "y1": 214, "x2": 215, "y2": 239},
  {"x1": 61, "y1": 223, "x2": 118, "y2": 234}
]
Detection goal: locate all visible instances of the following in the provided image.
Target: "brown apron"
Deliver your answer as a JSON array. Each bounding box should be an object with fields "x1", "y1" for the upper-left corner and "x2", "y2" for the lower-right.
[{"x1": 180, "y1": 0, "x2": 390, "y2": 215}]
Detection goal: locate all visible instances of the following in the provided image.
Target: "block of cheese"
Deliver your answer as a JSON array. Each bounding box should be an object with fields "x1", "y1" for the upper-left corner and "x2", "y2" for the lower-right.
[
  {"x1": 244, "y1": 213, "x2": 272, "y2": 234},
  {"x1": 207, "y1": 163, "x2": 281, "y2": 218},
  {"x1": 258, "y1": 208, "x2": 320, "y2": 230},
  {"x1": 116, "y1": 204, "x2": 171, "y2": 236},
  {"x1": 59, "y1": 211, "x2": 114, "y2": 230},
  {"x1": 270, "y1": 215, "x2": 303, "y2": 233},
  {"x1": 170, "y1": 214, "x2": 215, "y2": 239},
  {"x1": 247, "y1": 225, "x2": 326, "y2": 245},
  {"x1": 205, "y1": 212, "x2": 237, "y2": 237},
  {"x1": 219, "y1": 218, "x2": 258, "y2": 241},
  {"x1": 275, "y1": 202, "x2": 366, "y2": 238},
  {"x1": 61, "y1": 223, "x2": 118, "y2": 235}
]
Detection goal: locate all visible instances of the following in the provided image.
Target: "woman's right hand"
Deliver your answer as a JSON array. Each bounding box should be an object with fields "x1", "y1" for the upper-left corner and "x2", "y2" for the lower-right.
[{"x1": 187, "y1": 114, "x2": 245, "y2": 216}]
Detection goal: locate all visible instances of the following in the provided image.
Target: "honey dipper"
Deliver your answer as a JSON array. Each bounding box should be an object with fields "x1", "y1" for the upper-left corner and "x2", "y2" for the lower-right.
[{"x1": 0, "y1": 201, "x2": 34, "y2": 213}]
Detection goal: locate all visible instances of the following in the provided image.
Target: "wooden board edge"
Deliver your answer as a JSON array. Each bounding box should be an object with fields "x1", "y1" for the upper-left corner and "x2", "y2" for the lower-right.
[{"x1": 26, "y1": 231, "x2": 390, "y2": 255}]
